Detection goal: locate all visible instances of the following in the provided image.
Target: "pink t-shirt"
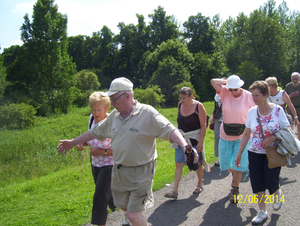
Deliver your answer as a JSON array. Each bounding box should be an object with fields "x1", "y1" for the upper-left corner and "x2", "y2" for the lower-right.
[
  {"x1": 219, "y1": 85, "x2": 255, "y2": 141},
  {"x1": 87, "y1": 114, "x2": 114, "y2": 167}
]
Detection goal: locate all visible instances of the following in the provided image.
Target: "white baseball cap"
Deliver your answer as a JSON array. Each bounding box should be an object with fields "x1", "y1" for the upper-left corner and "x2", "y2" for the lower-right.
[
  {"x1": 226, "y1": 75, "x2": 244, "y2": 89},
  {"x1": 102, "y1": 77, "x2": 133, "y2": 96}
]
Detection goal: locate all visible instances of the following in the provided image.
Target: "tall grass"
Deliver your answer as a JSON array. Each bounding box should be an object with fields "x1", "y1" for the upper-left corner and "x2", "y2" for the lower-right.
[{"x1": 0, "y1": 102, "x2": 216, "y2": 225}]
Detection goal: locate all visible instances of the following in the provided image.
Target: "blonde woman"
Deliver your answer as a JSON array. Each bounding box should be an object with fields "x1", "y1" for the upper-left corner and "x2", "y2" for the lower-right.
[{"x1": 266, "y1": 77, "x2": 299, "y2": 137}]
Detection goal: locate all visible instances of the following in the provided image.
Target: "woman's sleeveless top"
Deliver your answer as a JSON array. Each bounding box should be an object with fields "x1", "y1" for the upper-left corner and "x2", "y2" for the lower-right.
[
  {"x1": 177, "y1": 103, "x2": 200, "y2": 146},
  {"x1": 268, "y1": 90, "x2": 285, "y2": 109}
]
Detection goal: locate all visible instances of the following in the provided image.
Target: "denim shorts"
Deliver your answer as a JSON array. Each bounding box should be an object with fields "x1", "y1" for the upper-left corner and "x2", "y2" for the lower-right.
[
  {"x1": 175, "y1": 145, "x2": 203, "y2": 163},
  {"x1": 218, "y1": 138, "x2": 249, "y2": 172}
]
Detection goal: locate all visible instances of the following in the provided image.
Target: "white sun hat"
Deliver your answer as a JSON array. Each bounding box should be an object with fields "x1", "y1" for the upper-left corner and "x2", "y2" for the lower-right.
[
  {"x1": 226, "y1": 75, "x2": 244, "y2": 89},
  {"x1": 102, "y1": 77, "x2": 133, "y2": 96}
]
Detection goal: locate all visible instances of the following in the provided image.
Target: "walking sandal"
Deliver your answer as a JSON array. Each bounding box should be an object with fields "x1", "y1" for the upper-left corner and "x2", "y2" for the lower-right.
[{"x1": 164, "y1": 190, "x2": 178, "y2": 199}]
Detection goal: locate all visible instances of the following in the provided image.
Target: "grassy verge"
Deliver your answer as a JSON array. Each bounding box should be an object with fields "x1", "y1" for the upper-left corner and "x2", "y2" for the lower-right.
[{"x1": 0, "y1": 102, "x2": 215, "y2": 225}]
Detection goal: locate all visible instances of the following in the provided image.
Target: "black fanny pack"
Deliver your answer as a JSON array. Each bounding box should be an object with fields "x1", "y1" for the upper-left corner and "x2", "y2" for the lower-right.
[{"x1": 223, "y1": 123, "x2": 245, "y2": 136}]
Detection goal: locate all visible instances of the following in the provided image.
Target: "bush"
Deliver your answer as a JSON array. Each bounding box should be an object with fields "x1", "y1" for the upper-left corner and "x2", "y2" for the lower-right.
[
  {"x1": 0, "y1": 103, "x2": 37, "y2": 130},
  {"x1": 134, "y1": 86, "x2": 165, "y2": 108}
]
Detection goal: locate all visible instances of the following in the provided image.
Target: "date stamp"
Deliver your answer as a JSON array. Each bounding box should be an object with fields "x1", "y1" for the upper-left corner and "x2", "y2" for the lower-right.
[{"x1": 233, "y1": 194, "x2": 285, "y2": 204}]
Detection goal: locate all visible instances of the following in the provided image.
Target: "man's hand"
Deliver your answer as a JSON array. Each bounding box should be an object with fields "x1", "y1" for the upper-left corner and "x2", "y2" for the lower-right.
[{"x1": 57, "y1": 140, "x2": 74, "y2": 154}]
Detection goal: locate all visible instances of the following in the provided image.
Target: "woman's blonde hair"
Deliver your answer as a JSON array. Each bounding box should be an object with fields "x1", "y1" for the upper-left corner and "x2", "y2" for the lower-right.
[
  {"x1": 265, "y1": 77, "x2": 278, "y2": 88},
  {"x1": 89, "y1": 92, "x2": 111, "y2": 108}
]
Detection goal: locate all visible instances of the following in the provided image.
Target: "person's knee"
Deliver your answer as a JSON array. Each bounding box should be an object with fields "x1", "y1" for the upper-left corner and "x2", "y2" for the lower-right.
[
  {"x1": 175, "y1": 162, "x2": 185, "y2": 168},
  {"x1": 126, "y1": 211, "x2": 142, "y2": 223}
]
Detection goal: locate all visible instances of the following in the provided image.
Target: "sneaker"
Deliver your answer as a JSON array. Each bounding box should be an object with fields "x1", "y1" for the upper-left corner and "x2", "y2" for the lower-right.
[
  {"x1": 122, "y1": 212, "x2": 131, "y2": 226},
  {"x1": 252, "y1": 210, "x2": 268, "y2": 224},
  {"x1": 273, "y1": 189, "x2": 283, "y2": 211},
  {"x1": 230, "y1": 187, "x2": 239, "y2": 204}
]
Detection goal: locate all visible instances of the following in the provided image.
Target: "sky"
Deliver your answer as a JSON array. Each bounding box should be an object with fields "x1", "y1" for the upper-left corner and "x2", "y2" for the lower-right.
[{"x1": 0, "y1": 0, "x2": 299, "y2": 53}]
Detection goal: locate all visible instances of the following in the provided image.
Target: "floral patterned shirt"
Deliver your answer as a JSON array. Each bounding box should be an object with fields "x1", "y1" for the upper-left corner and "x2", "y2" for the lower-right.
[
  {"x1": 87, "y1": 114, "x2": 114, "y2": 167},
  {"x1": 246, "y1": 105, "x2": 289, "y2": 154}
]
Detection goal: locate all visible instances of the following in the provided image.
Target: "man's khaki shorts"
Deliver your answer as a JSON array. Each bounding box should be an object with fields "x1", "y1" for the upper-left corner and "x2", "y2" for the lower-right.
[{"x1": 111, "y1": 160, "x2": 156, "y2": 212}]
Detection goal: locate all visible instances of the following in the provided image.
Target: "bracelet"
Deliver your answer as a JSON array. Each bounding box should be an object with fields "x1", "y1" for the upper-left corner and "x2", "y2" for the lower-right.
[
  {"x1": 104, "y1": 149, "x2": 107, "y2": 156},
  {"x1": 294, "y1": 116, "x2": 298, "y2": 119}
]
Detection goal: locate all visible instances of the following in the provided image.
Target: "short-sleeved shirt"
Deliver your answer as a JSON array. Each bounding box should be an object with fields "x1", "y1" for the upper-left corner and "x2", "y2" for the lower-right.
[
  {"x1": 246, "y1": 105, "x2": 289, "y2": 154},
  {"x1": 86, "y1": 114, "x2": 114, "y2": 167},
  {"x1": 89, "y1": 101, "x2": 176, "y2": 166},
  {"x1": 219, "y1": 85, "x2": 255, "y2": 141},
  {"x1": 285, "y1": 82, "x2": 300, "y2": 116}
]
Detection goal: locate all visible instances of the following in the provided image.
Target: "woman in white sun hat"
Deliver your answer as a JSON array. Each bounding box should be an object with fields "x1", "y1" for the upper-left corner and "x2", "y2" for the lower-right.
[{"x1": 211, "y1": 75, "x2": 255, "y2": 204}]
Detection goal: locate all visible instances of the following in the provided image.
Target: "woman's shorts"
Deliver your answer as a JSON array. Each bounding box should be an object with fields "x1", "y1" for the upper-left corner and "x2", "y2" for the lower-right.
[
  {"x1": 175, "y1": 145, "x2": 203, "y2": 163},
  {"x1": 248, "y1": 151, "x2": 281, "y2": 194},
  {"x1": 218, "y1": 138, "x2": 249, "y2": 172}
]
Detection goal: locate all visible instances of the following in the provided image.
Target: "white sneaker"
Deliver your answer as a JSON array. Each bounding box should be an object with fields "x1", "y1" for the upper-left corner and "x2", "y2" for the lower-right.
[
  {"x1": 273, "y1": 189, "x2": 283, "y2": 211},
  {"x1": 122, "y1": 212, "x2": 131, "y2": 226},
  {"x1": 252, "y1": 210, "x2": 268, "y2": 225}
]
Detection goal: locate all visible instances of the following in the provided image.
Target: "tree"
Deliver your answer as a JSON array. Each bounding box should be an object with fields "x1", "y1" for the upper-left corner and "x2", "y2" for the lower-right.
[
  {"x1": 20, "y1": 0, "x2": 76, "y2": 115},
  {"x1": 191, "y1": 52, "x2": 228, "y2": 102},
  {"x1": 183, "y1": 13, "x2": 216, "y2": 54},
  {"x1": 0, "y1": 54, "x2": 7, "y2": 99},
  {"x1": 148, "y1": 6, "x2": 180, "y2": 50},
  {"x1": 142, "y1": 39, "x2": 194, "y2": 105}
]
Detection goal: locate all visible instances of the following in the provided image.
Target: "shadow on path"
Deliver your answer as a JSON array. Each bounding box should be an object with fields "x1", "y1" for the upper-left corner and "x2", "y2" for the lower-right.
[{"x1": 148, "y1": 195, "x2": 202, "y2": 226}]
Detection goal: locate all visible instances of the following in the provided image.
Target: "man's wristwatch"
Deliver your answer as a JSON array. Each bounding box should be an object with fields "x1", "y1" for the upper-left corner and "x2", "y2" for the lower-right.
[
  {"x1": 294, "y1": 116, "x2": 298, "y2": 119},
  {"x1": 104, "y1": 149, "x2": 107, "y2": 156}
]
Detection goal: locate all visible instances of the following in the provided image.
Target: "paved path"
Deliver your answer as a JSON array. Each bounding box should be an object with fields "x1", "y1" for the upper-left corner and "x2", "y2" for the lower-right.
[{"x1": 84, "y1": 151, "x2": 300, "y2": 226}]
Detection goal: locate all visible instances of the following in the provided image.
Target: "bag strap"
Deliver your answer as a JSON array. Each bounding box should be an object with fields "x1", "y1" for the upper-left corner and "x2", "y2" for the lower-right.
[
  {"x1": 89, "y1": 115, "x2": 94, "y2": 129},
  {"x1": 257, "y1": 108, "x2": 265, "y2": 139},
  {"x1": 213, "y1": 103, "x2": 222, "y2": 119}
]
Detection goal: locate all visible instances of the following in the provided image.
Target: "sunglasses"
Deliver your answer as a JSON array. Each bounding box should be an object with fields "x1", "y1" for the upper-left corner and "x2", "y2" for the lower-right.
[{"x1": 229, "y1": 88, "x2": 239, "y2": 92}]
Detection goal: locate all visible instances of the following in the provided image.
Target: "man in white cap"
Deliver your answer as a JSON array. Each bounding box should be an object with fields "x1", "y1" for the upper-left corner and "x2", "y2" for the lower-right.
[
  {"x1": 57, "y1": 77, "x2": 198, "y2": 226},
  {"x1": 211, "y1": 75, "x2": 255, "y2": 204},
  {"x1": 285, "y1": 72, "x2": 300, "y2": 139}
]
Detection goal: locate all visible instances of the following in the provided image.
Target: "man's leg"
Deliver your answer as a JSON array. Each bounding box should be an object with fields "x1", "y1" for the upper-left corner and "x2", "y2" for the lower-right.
[{"x1": 127, "y1": 211, "x2": 148, "y2": 226}]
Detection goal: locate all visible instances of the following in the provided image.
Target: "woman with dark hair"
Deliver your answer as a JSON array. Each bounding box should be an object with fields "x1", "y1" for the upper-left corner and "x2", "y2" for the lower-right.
[
  {"x1": 235, "y1": 81, "x2": 289, "y2": 224},
  {"x1": 164, "y1": 86, "x2": 209, "y2": 199}
]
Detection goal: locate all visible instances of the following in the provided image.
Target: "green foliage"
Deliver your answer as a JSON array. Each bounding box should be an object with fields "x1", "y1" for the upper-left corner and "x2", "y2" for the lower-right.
[
  {"x1": 73, "y1": 70, "x2": 101, "y2": 107},
  {"x1": 183, "y1": 13, "x2": 216, "y2": 54},
  {"x1": 0, "y1": 103, "x2": 36, "y2": 130},
  {"x1": 133, "y1": 85, "x2": 165, "y2": 107},
  {"x1": 142, "y1": 40, "x2": 194, "y2": 105},
  {"x1": 237, "y1": 61, "x2": 263, "y2": 90},
  {"x1": 191, "y1": 52, "x2": 228, "y2": 102},
  {"x1": 19, "y1": 0, "x2": 77, "y2": 115},
  {"x1": 0, "y1": 54, "x2": 7, "y2": 99}
]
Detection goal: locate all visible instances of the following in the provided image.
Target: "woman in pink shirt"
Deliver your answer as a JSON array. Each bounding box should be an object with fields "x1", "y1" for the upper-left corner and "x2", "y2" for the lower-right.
[{"x1": 211, "y1": 75, "x2": 255, "y2": 204}]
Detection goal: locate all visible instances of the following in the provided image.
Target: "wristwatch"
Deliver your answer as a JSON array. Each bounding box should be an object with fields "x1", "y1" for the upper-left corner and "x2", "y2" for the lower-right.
[
  {"x1": 294, "y1": 116, "x2": 298, "y2": 119},
  {"x1": 104, "y1": 149, "x2": 107, "y2": 156}
]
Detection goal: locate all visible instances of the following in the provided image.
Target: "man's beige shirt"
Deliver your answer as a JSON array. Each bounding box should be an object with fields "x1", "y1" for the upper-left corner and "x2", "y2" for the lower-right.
[{"x1": 89, "y1": 101, "x2": 176, "y2": 166}]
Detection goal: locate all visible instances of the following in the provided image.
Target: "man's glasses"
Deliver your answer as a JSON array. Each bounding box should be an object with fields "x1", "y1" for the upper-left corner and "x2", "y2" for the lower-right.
[
  {"x1": 229, "y1": 88, "x2": 238, "y2": 92},
  {"x1": 110, "y1": 92, "x2": 125, "y2": 103}
]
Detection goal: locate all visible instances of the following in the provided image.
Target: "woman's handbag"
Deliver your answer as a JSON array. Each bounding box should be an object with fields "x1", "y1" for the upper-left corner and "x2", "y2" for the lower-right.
[
  {"x1": 209, "y1": 122, "x2": 214, "y2": 130},
  {"x1": 257, "y1": 109, "x2": 287, "y2": 169},
  {"x1": 209, "y1": 104, "x2": 222, "y2": 130}
]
